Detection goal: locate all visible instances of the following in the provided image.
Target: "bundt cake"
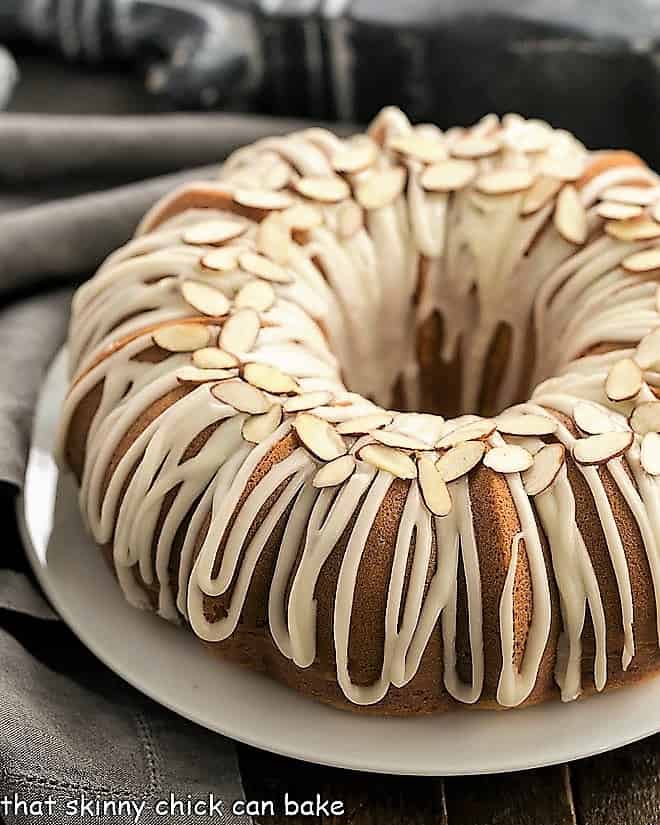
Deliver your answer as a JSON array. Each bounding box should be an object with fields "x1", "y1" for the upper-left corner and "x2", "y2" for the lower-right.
[{"x1": 58, "y1": 107, "x2": 660, "y2": 713}]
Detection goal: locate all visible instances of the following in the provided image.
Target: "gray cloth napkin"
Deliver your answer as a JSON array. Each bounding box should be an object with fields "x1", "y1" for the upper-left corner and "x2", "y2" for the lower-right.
[{"x1": 0, "y1": 110, "x2": 322, "y2": 825}]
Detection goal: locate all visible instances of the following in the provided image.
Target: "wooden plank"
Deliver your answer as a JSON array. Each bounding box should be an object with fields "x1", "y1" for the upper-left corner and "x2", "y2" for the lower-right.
[
  {"x1": 444, "y1": 765, "x2": 576, "y2": 825},
  {"x1": 571, "y1": 735, "x2": 660, "y2": 825},
  {"x1": 238, "y1": 744, "x2": 448, "y2": 824}
]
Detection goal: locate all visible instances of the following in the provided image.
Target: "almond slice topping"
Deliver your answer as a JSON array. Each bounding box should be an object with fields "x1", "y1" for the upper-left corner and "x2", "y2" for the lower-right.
[
  {"x1": 520, "y1": 175, "x2": 562, "y2": 216},
  {"x1": 602, "y1": 185, "x2": 660, "y2": 206},
  {"x1": 572, "y1": 431, "x2": 633, "y2": 465},
  {"x1": 358, "y1": 444, "x2": 417, "y2": 479},
  {"x1": 211, "y1": 379, "x2": 271, "y2": 414},
  {"x1": 641, "y1": 432, "x2": 660, "y2": 475},
  {"x1": 241, "y1": 403, "x2": 283, "y2": 444},
  {"x1": 630, "y1": 400, "x2": 660, "y2": 435},
  {"x1": 436, "y1": 418, "x2": 497, "y2": 449},
  {"x1": 420, "y1": 159, "x2": 477, "y2": 192},
  {"x1": 605, "y1": 358, "x2": 643, "y2": 401},
  {"x1": 336, "y1": 412, "x2": 394, "y2": 435},
  {"x1": 605, "y1": 217, "x2": 660, "y2": 242},
  {"x1": 635, "y1": 327, "x2": 660, "y2": 370},
  {"x1": 234, "y1": 280, "x2": 276, "y2": 312},
  {"x1": 435, "y1": 440, "x2": 485, "y2": 482},
  {"x1": 281, "y1": 203, "x2": 323, "y2": 231},
  {"x1": 522, "y1": 444, "x2": 565, "y2": 496},
  {"x1": 238, "y1": 251, "x2": 293, "y2": 284},
  {"x1": 622, "y1": 247, "x2": 660, "y2": 274},
  {"x1": 337, "y1": 201, "x2": 364, "y2": 239},
  {"x1": 482, "y1": 445, "x2": 534, "y2": 474},
  {"x1": 312, "y1": 455, "x2": 357, "y2": 488},
  {"x1": 370, "y1": 429, "x2": 430, "y2": 451},
  {"x1": 180, "y1": 280, "x2": 231, "y2": 317},
  {"x1": 176, "y1": 366, "x2": 238, "y2": 383},
  {"x1": 256, "y1": 214, "x2": 291, "y2": 265},
  {"x1": 233, "y1": 188, "x2": 293, "y2": 211},
  {"x1": 475, "y1": 169, "x2": 535, "y2": 196},
  {"x1": 243, "y1": 362, "x2": 299, "y2": 394},
  {"x1": 554, "y1": 185, "x2": 587, "y2": 245},
  {"x1": 283, "y1": 391, "x2": 334, "y2": 413},
  {"x1": 332, "y1": 141, "x2": 377, "y2": 174},
  {"x1": 388, "y1": 134, "x2": 447, "y2": 164},
  {"x1": 182, "y1": 219, "x2": 246, "y2": 246},
  {"x1": 294, "y1": 175, "x2": 350, "y2": 204},
  {"x1": 200, "y1": 247, "x2": 241, "y2": 272},
  {"x1": 495, "y1": 412, "x2": 558, "y2": 436},
  {"x1": 219, "y1": 308, "x2": 260, "y2": 354},
  {"x1": 450, "y1": 135, "x2": 500, "y2": 159},
  {"x1": 355, "y1": 167, "x2": 406, "y2": 210},
  {"x1": 192, "y1": 347, "x2": 239, "y2": 370},
  {"x1": 573, "y1": 401, "x2": 615, "y2": 435},
  {"x1": 596, "y1": 201, "x2": 643, "y2": 221},
  {"x1": 153, "y1": 323, "x2": 210, "y2": 352},
  {"x1": 418, "y1": 456, "x2": 452, "y2": 516},
  {"x1": 293, "y1": 413, "x2": 347, "y2": 461}
]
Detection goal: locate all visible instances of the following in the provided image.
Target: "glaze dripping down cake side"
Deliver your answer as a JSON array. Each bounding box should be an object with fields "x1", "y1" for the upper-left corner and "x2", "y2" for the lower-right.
[{"x1": 59, "y1": 108, "x2": 660, "y2": 713}]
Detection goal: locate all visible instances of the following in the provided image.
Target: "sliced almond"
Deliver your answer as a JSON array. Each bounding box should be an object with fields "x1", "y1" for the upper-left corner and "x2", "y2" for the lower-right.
[
  {"x1": 337, "y1": 200, "x2": 363, "y2": 239},
  {"x1": 605, "y1": 357, "x2": 643, "y2": 401},
  {"x1": 601, "y1": 185, "x2": 660, "y2": 206},
  {"x1": 211, "y1": 378, "x2": 270, "y2": 414},
  {"x1": 243, "y1": 362, "x2": 299, "y2": 394},
  {"x1": 630, "y1": 400, "x2": 660, "y2": 435},
  {"x1": 241, "y1": 403, "x2": 283, "y2": 444},
  {"x1": 635, "y1": 327, "x2": 660, "y2": 370},
  {"x1": 192, "y1": 347, "x2": 239, "y2": 370},
  {"x1": 495, "y1": 412, "x2": 558, "y2": 436},
  {"x1": 605, "y1": 217, "x2": 660, "y2": 242},
  {"x1": 358, "y1": 444, "x2": 417, "y2": 479},
  {"x1": 180, "y1": 280, "x2": 231, "y2": 317},
  {"x1": 503, "y1": 435, "x2": 546, "y2": 455},
  {"x1": 370, "y1": 429, "x2": 430, "y2": 451},
  {"x1": 233, "y1": 188, "x2": 293, "y2": 211},
  {"x1": 332, "y1": 141, "x2": 377, "y2": 174},
  {"x1": 256, "y1": 214, "x2": 291, "y2": 265},
  {"x1": 355, "y1": 167, "x2": 406, "y2": 210},
  {"x1": 520, "y1": 175, "x2": 562, "y2": 216},
  {"x1": 522, "y1": 444, "x2": 565, "y2": 496},
  {"x1": 483, "y1": 444, "x2": 534, "y2": 473},
  {"x1": 572, "y1": 431, "x2": 633, "y2": 465},
  {"x1": 622, "y1": 247, "x2": 660, "y2": 274},
  {"x1": 312, "y1": 455, "x2": 357, "y2": 488},
  {"x1": 293, "y1": 413, "x2": 347, "y2": 461},
  {"x1": 176, "y1": 365, "x2": 238, "y2": 383},
  {"x1": 219, "y1": 308, "x2": 260, "y2": 354},
  {"x1": 418, "y1": 456, "x2": 452, "y2": 516},
  {"x1": 420, "y1": 159, "x2": 477, "y2": 192},
  {"x1": 388, "y1": 134, "x2": 447, "y2": 164},
  {"x1": 182, "y1": 219, "x2": 246, "y2": 246},
  {"x1": 475, "y1": 169, "x2": 535, "y2": 196},
  {"x1": 294, "y1": 175, "x2": 350, "y2": 204},
  {"x1": 554, "y1": 185, "x2": 587, "y2": 245},
  {"x1": 281, "y1": 203, "x2": 323, "y2": 231},
  {"x1": 596, "y1": 201, "x2": 643, "y2": 221},
  {"x1": 436, "y1": 418, "x2": 497, "y2": 449},
  {"x1": 238, "y1": 251, "x2": 293, "y2": 284},
  {"x1": 641, "y1": 432, "x2": 660, "y2": 475},
  {"x1": 435, "y1": 440, "x2": 485, "y2": 482},
  {"x1": 450, "y1": 135, "x2": 500, "y2": 159},
  {"x1": 234, "y1": 280, "x2": 276, "y2": 312},
  {"x1": 573, "y1": 401, "x2": 615, "y2": 435},
  {"x1": 336, "y1": 412, "x2": 394, "y2": 435},
  {"x1": 153, "y1": 323, "x2": 210, "y2": 352},
  {"x1": 283, "y1": 391, "x2": 334, "y2": 413},
  {"x1": 200, "y1": 247, "x2": 241, "y2": 272}
]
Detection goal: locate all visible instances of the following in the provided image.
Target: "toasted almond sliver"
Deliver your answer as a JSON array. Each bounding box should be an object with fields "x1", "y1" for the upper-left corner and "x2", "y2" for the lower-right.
[
  {"x1": 283, "y1": 391, "x2": 334, "y2": 413},
  {"x1": 520, "y1": 175, "x2": 562, "y2": 216},
  {"x1": 238, "y1": 251, "x2": 293, "y2": 284},
  {"x1": 482, "y1": 444, "x2": 534, "y2": 474},
  {"x1": 219, "y1": 308, "x2": 260, "y2": 354},
  {"x1": 435, "y1": 440, "x2": 485, "y2": 482},
  {"x1": 522, "y1": 444, "x2": 565, "y2": 496},
  {"x1": 436, "y1": 418, "x2": 496, "y2": 449},
  {"x1": 495, "y1": 412, "x2": 558, "y2": 437},
  {"x1": 418, "y1": 456, "x2": 452, "y2": 516},
  {"x1": 243, "y1": 362, "x2": 299, "y2": 394},
  {"x1": 153, "y1": 323, "x2": 210, "y2": 352},
  {"x1": 355, "y1": 167, "x2": 407, "y2": 210},
  {"x1": 641, "y1": 432, "x2": 660, "y2": 475},
  {"x1": 294, "y1": 175, "x2": 350, "y2": 204},
  {"x1": 370, "y1": 429, "x2": 430, "y2": 451},
  {"x1": 573, "y1": 401, "x2": 616, "y2": 435},
  {"x1": 622, "y1": 247, "x2": 660, "y2": 274},
  {"x1": 630, "y1": 400, "x2": 660, "y2": 435},
  {"x1": 605, "y1": 358, "x2": 643, "y2": 402},
  {"x1": 234, "y1": 280, "x2": 276, "y2": 312},
  {"x1": 256, "y1": 214, "x2": 291, "y2": 265},
  {"x1": 554, "y1": 184, "x2": 587, "y2": 245},
  {"x1": 312, "y1": 455, "x2": 357, "y2": 488},
  {"x1": 388, "y1": 134, "x2": 447, "y2": 164},
  {"x1": 605, "y1": 217, "x2": 660, "y2": 242},
  {"x1": 211, "y1": 378, "x2": 270, "y2": 414},
  {"x1": 200, "y1": 247, "x2": 242, "y2": 272},
  {"x1": 192, "y1": 347, "x2": 239, "y2": 370},
  {"x1": 420, "y1": 159, "x2": 477, "y2": 193},
  {"x1": 293, "y1": 413, "x2": 347, "y2": 462},
  {"x1": 336, "y1": 412, "x2": 394, "y2": 435},
  {"x1": 181, "y1": 280, "x2": 231, "y2": 317},
  {"x1": 572, "y1": 431, "x2": 633, "y2": 465},
  {"x1": 233, "y1": 188, "x2": 293, "y2": 211},
  {"x1": 475, "y1": 169, "x2": 535, "y2": 196},
  {"x1": 182, "y1": 219, "x2": 246, "y2": 246},
  {"x1": 241, "y1": 403, "x2": 283, "y2": 444},
  {"x1": 635, "y1": 327, "x2": 660, "y2": 370},
  {"x1": 596, "y1": 201, "x2": 643, "y2": 221},
  {"x1": 176, "y1": 366, "x2": 238, "y2": 383},
  {"x1": 358, "y1": 443, "x2": 417, "y2": 479}
]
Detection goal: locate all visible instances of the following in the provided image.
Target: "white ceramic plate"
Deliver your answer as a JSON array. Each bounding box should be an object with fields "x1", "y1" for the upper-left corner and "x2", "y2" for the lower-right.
[{"x1": 18, "y1": 348, "x2": 660, "y2": 776}]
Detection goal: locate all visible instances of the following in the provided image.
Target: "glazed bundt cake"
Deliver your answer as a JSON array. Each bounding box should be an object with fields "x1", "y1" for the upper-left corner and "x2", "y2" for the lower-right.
[{"x1": 58, "y1": 108, "x2": 660, "y2": 713}]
